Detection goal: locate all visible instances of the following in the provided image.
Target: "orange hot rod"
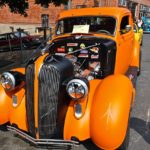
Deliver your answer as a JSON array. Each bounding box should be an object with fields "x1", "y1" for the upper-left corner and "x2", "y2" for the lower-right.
[{"x1": 0, "y1": 7, "x2": 141, "y2": 149}]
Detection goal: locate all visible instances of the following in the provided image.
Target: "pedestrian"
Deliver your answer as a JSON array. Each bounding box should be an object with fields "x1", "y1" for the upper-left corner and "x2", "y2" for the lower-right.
[{"x1": 137, "y1": 16, "x2": 143, "y2": 29}]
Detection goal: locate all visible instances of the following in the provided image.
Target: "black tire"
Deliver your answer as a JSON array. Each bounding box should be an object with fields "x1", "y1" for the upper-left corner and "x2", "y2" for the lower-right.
[
  {"x1": 140, "y1": 37, "x2": 143, "y2": 46},
  {"x1": 118, "y1": 114, "x2": 130, "y2": 150},
  {"x1": 118, "y1": 123, "x2": 130, "y2": 150},
  {"x1": 0, "y1": 123, "x2": 8, "y2": 131},
  {"x1": 137, "y1": 50, "x2": 142, "y2": 76}
]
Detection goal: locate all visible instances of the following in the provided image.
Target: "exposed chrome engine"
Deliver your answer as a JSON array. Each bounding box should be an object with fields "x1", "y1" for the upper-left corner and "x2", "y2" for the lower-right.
[
  {"x1": 64, "y1": 54, "x2": 101, "y2": 80},
  {"x1": 51, "y1": 36, "x2": 116, "y2": 79}
]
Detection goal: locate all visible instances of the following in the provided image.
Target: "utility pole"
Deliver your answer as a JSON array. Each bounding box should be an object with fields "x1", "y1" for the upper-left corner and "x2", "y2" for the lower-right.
[
  {"x1": 68, "y1": 0, "x2": 72, "y2": 9},
  {"x1": 41, "y1": 14, "x2": 49, "y2": 40}
]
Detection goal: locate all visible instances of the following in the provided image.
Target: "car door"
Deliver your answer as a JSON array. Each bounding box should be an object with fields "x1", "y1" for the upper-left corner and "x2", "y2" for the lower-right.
[
  {"x1": 116, "y1": 15, "x2": 134, "y2": 74},
  {"x1": 134, "y1": 24, "x2": 141, "y2": 43}
]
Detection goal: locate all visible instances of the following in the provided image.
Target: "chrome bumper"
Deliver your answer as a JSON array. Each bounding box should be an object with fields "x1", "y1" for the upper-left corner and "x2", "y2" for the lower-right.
[{"x1": 7, "y1": 126, "x2": 79, "y2": 148}]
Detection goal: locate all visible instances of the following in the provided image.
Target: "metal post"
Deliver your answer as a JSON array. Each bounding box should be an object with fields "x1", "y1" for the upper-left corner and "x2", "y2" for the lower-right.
[
  {"x1": 49, "y1": 27, "x2": 52, "y2": 40},
  {"x1": 18, "y1": 28, "x2": 23, "y2": 63},
  {"x1": 43, "y1": 27, "x2": 47, "y2": 40},
  {"x1": 68, "y1": 0, "x2": 72, "y2": 9}
]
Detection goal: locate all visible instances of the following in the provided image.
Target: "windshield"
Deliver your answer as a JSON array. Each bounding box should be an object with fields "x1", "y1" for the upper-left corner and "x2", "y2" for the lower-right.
[
  {"x1": 14, "y1": 32, "x2": 29, "y2": 37},
  {"x1": 56, "y1": 16, "x2": 116, "y2": 36}
]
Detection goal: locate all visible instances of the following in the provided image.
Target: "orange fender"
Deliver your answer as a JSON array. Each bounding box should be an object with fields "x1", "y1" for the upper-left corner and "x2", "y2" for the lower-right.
[
  {"x1": 64, "y1": 80, "x2": 102, "y2": 141},
  {"x1": 0, "y1": 84, "x2": 27, "y2": 131},
  {"x1": 10, "y1": 94, "x2": 28, "y2": 131},
  {"x1": 90, "y1": 75, "x2": 133, "y2": 150},
  {"x1": 0, "y1": 68, "x2": 24, "y2": 125},
  {"x1": 0, "y1": 85, "x2": 12, "y2": 124},
  {"x1": 130, "y1": 40, "x2": 140, "y2": 67},
  {"x1": 11, "y1": 68, "x2": 25, "y2": 74}
]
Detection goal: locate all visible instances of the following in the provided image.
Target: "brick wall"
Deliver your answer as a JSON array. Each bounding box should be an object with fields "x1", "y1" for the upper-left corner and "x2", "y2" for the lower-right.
[
  {"x1": 0, "y1": 0, "x2": 64, "y2": 25},
  {"x1": 0, "y1": 0, "x2": 149, "y2": 25},
  {"x1": 0, "y1": 0, "x2": 149, "y2": 34},
  {"x1": 0, "y1": 0, "x2": 94, "y2": 26}
]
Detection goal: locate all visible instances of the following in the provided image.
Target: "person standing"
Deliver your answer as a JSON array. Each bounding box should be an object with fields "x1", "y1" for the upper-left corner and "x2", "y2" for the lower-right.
[{"x1": 137, "y1": 17, "x2": 143, "y2": 29}]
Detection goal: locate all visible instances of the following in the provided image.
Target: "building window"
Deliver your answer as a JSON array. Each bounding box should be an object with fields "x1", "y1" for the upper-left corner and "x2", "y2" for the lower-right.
[
  {"x1": 118, "y1": 0, "x2": 127, "y2": 7},
  {"x1": 64, "y1": 0, "x2": 72, "y2": 10},
  {"x1": 41, "y1": 14, "x2": 49, "y2": 28},
  {"x1": 76, "y1": 5, "x2": 87, "y2": 8}
]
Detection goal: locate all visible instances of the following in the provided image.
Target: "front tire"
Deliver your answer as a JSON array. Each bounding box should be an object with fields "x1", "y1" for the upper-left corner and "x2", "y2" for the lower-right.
[
  {"x1": 0, "y1": 123, "x2": 8, "y2": 131},
  {"x1": 118, "y1": 122, "x2": 130, "y2": 150},
  {"x1": 137, "y1": 50, "x2": 142, "y2": 76},
  {"x1": 140, "y1": 37, "x2": 143, "y2": 46},
  {"x1": 118, "y1": 111, "x2": 131, "y2": 150}
]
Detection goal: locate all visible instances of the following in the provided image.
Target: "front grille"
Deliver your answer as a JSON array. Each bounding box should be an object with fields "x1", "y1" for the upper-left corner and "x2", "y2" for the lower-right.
[
  {"x1": 26, "y1": 63, "x2": 35, "y2": 137},
  {"x1": 38, "y1": 64, "x2": 61, "y2": 139}
]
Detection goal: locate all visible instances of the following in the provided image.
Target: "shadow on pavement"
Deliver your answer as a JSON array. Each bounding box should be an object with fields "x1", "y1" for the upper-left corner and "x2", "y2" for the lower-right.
[
  {"x1": 81, "y1": 139, "x2": 100, "y2": 150},
  {"x1": 130, "y1": 117, "x2": 150, "y2": 144},
  {"x1": 0, "y1": 123, "x2": 9, "y2": 131}
]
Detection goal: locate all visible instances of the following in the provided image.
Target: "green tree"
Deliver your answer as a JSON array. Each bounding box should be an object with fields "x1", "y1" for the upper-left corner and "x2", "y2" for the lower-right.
[
  {"x1": 0, "y1": 0, "x2": 28, "y2": 16},
  {"x1": 35, "y1": 0, "x2": 69, "y2": 7},
  {"x1": 0, "y1": 0, "x2": 69, "y2": 16}
]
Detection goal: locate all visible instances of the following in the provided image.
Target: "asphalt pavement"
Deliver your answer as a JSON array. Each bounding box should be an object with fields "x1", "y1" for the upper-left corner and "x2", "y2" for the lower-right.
[
  {"x1": 0, "y1": 34, "x2": 150, "y2": 150},
  {"x1": 128, "y1": 34, "x2": 150, "y2": 150}
]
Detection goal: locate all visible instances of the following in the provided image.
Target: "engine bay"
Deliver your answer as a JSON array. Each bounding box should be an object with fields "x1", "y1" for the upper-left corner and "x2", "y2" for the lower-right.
[{"x1": 49, "y1": 36, "x2": 116, "y2": 80}]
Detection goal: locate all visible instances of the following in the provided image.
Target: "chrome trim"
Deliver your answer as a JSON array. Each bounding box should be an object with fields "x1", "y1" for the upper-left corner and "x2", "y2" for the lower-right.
[
  {"x1": 7, "y1": 126, "x2": 79, "y2": 147},
  {"x1": 12, "y1": 95, "x2": 18, "y2": 107},
  {"x1": 37, "y1": 63, "x2": 43, "y2": 78},
  {"x1": 74, "y1": 103, "x2": 82, "y2": 119},
  {"x1": 66, "y1": 79, "x2": 88, "y2": 100},
  {"x1": 0, "y1": 72, "x2": 15, "y2": 91}
]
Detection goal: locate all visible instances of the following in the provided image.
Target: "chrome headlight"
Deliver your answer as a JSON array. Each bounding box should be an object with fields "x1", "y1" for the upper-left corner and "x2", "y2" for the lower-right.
[
  {"x1": 0, "y1": 72, "x2": 16, "y2": 91},
  {"x1": 66, "y1": 79, "x2": 89, "y2": 100}
]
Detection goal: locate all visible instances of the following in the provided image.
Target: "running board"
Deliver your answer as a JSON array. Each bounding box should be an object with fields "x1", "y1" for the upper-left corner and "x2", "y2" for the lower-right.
[{"x1": 7, "y1": 125, "x2": 79, "y2": 148}]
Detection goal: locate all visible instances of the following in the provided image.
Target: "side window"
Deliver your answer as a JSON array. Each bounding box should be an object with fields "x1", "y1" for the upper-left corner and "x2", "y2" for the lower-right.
[
  {"x1": 120, "y1": 16, "x2": 130, "y2": 34},
  {"x1": 9, "y1": 33, "x2": 16, "y2": 39},
  {"x1": 0, "y1": 34, "x2": 7, "y2": 40},
  {"x1": 56, "y1": 20, "x2": 64, "y2": 35}
]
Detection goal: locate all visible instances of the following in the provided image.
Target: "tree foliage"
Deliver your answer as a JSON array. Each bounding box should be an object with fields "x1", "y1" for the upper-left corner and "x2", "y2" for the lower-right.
[
  {"x1": 0, "y1": 0, "x2": 28, "y2": 16},
  {"x1": 35, "y1": 0, "x2": 69, "y2": 7},
  {"x1": 0, "y1": 0, "x2": 69, "y2": 16}
]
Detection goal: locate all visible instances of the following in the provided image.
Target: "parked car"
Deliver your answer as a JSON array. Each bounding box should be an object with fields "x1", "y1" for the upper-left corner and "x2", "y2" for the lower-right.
[
  {"x1": 0, "y1": 31, "x2": 42, "y2": 52},
  {"x1": 134, "y1": 23, "x2": 143, "y2": 45},
  {"x1": 142, "y1": 16, "x2": 150, "y2": 33},
  {"x1": 0, "y1": 7, "x2": 141, "y2": 150}
]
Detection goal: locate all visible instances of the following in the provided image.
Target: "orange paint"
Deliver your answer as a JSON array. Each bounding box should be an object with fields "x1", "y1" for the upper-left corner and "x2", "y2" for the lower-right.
[{"x1": 0, "y1": 7, "x2": 139, "y2": 149}]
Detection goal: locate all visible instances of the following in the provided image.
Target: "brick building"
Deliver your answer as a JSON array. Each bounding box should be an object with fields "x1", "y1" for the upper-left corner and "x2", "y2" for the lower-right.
[{"x1": 0, "y1": 0, "x2": 149, "y2": 34}]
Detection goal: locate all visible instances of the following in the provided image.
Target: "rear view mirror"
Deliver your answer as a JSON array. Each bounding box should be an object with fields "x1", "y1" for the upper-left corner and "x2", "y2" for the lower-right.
[
  {"x1": 125, "y1": 25, "x2": 131, "y2": 32},
  {"x1": 120, "y1": 25, "x2": 132, "y2": 34}
]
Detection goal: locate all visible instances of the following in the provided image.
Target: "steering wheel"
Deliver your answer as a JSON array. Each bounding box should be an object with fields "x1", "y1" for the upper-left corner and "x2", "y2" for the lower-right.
[{"x1": 97, "y1": 30, "x2": 111, "y2": 34}]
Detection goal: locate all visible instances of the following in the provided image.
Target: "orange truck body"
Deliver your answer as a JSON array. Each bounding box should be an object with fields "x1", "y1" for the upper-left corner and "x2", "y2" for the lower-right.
[{"x1": 0, "y1": 7, "x2": 140, "y2": 149}]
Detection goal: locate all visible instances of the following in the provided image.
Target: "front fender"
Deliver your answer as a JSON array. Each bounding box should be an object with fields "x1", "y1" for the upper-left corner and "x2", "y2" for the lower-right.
[
  {"x1": 0, "y1": 85, "x2": 12, "y2": 124},
  {"x1": 130, "y1": 39, "x2": 140, "y2": 67},
  {"x1": 90, "y1": 75, "x2": 133, "y2": 150},
  {"x1": 64, "y1": 80, "x2": 102, "y2": 141}
]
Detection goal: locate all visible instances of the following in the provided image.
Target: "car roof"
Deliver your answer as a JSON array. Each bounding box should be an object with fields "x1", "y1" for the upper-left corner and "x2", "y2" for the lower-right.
[{"x1": 57, "y1": 7, "x2": 131, "y2": 20}]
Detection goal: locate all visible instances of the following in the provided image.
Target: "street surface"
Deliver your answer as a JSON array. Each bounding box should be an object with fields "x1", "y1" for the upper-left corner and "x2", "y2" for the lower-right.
[{"x1": 0, "y1": 34, "x2": 150, "y2": 150}]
